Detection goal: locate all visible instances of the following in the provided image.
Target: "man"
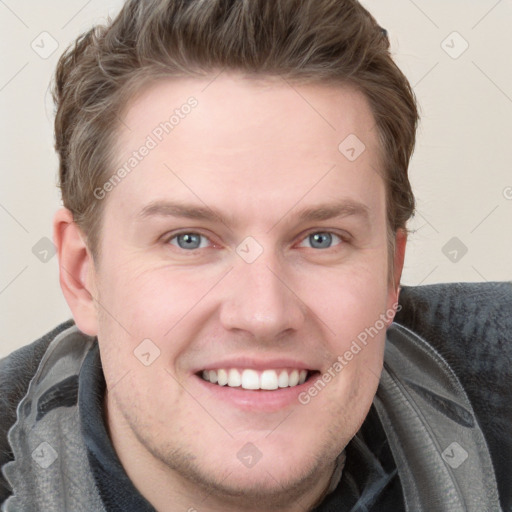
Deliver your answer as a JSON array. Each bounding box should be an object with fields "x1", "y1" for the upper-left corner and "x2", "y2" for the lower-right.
[{"x1": 1, "y1": 0, "x2": 510, "y2": 511}]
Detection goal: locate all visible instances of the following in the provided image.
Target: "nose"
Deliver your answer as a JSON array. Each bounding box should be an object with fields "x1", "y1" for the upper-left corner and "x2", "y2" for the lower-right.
[{"x1": 219, "y1": 250, "x2": 306, "y2": 341}]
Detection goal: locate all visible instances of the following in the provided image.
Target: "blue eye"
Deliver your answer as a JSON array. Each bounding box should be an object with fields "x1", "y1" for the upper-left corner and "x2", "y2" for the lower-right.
[
  {"x1": 166, "y1": 231, "x2": 343, "y2": 252},
  {"x1": 299, "y1": 232, "x2": 342, "y2": 249},
  {"x1": 169, "y1": 232, "x2": 209, "y2": 250}
]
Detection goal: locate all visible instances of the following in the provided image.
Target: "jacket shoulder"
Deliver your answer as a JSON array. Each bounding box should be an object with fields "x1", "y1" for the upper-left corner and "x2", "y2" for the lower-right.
[
  {"x1": 0, "y1": 319, "x2": 75, "y2": 503},
  {"x1": 396, "y1": 281, "x2": 512, "y2": 381},
  {"x1": 395, "y1": 281, "x2": 512, "y2": 511}
]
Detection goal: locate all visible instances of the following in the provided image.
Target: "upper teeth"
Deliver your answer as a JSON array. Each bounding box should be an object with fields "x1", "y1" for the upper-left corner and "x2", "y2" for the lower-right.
[{"x1": 201, "y1": 368, "x2": 308, "y2": 390}]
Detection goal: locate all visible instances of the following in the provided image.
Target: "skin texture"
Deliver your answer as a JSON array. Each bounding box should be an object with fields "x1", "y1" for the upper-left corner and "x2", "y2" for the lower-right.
[{"x1": 54, "y1": 73, "x2": 406, "y2": 512}]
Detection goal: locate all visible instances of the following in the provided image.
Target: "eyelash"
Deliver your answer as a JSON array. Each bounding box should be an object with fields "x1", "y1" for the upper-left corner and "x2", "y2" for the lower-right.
[{"x1": 164, "y1": 230, "x2": 348, "y2": 252}]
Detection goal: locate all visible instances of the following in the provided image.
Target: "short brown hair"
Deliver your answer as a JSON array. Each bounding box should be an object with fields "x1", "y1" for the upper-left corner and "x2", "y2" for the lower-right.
[{"x1": 53, "y1": 0, "x2": 418, "y2": 261}]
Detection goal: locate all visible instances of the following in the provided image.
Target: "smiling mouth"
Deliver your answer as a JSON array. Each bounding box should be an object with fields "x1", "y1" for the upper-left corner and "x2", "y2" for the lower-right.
[{"x1": 199, "y1": 368, "x2": 318, "y2": 391}]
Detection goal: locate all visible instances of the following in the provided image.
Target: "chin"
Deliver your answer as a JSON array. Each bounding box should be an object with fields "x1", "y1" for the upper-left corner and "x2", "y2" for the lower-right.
[{"x1": 180, "y1": 453, "x2": 329, "y2": 507}]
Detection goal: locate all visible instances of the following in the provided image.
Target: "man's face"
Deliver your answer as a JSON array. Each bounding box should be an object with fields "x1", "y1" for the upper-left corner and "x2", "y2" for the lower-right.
[{"x1": 88, "y1": 74, "x2": 402, "y2": 502}]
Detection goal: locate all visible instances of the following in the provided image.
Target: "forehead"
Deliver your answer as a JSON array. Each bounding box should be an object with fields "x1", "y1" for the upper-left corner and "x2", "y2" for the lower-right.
[
  {"x1": 118, "y1": 73, "x2": 380, "y2": 156},
  {"x1": 107, "y1": 73, "x2": 385, "y2": 226}
]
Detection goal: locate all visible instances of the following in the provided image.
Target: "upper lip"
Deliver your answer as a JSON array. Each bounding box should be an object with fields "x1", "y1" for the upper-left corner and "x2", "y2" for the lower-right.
[{"x1": 194, "y1": 357, "x2": 317, "y2": 373}]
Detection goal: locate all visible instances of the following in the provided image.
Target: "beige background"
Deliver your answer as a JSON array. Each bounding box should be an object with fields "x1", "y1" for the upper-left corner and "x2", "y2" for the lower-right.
[{"x1": 1, "y1": 0, "x2": 511, "y2": 358}]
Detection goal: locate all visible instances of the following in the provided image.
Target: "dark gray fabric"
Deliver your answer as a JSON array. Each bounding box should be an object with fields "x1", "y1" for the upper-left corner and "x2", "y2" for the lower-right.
[
  {"x1": 314, "y1": 405, "x2": 405, "y2": 511},
  {"x1": 79, "y1": 343, "x2": 156, "y2": 511},
  {"x1": 395, "y1": 282, "x2": 512, "y2": 511},
  {"x1": 375, "y1": 323, "x2": 500, "y2": 511},
  {"x1": 0, "y1": 319, "x2": 74, "y2": 503},
  {"x1": 1, "y1": 326, "x2": 105, "y2": 511}
]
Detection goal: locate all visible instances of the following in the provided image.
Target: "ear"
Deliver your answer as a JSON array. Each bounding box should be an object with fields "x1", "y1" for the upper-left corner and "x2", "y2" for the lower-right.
[
  {"x1": 53, "y1": 208, "x2": 99, "y2": 336},
  {"x1": 386, "y1": 228, "x2": 407, "y2": 323}
]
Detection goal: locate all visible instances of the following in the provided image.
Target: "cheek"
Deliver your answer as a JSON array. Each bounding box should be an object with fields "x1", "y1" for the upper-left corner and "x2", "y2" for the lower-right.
[
  {"x1": 98, "y1": 262, "x2": 215, "y2": 339},
  {"x1": 300, "y1": 261, "x2": 390, "y2": 339},
  {"x1": 297, "y1": 258, "x2": 389, "y2": 405},
  {"x1": 95, "y1": 264, "x2": 229, "y2": 393}
]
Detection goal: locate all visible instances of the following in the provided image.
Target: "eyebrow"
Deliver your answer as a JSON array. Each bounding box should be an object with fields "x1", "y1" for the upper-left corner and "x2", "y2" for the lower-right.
[{"x1": 136, "y1": 199, "x2": 370, "y2": 227}]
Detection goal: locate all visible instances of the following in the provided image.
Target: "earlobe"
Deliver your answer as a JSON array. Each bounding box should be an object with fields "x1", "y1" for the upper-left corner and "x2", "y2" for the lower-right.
[{"x1": 53, "y1": 208, "x2": 99, "y2": 336}]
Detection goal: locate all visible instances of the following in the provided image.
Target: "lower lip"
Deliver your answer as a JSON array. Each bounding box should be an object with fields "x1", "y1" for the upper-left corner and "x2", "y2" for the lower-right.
[{"x1": 192, "y1": 373, "x2": 320, "y2": 412}]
